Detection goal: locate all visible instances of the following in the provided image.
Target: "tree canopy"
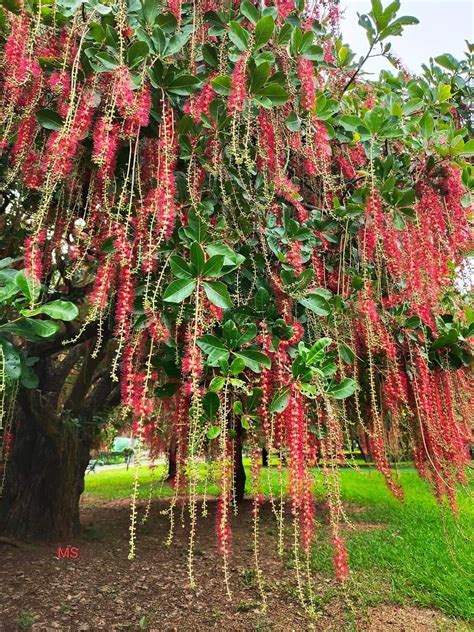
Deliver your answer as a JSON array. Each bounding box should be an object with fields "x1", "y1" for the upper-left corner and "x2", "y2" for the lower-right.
[{"x1": 0, "y1": 0, "x2": 472, "y2": 600}]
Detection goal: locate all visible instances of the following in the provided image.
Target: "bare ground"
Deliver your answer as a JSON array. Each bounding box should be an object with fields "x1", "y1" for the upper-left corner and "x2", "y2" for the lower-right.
[{"x1": 0, "y1": 497, "x2": 468, "y2": 632}]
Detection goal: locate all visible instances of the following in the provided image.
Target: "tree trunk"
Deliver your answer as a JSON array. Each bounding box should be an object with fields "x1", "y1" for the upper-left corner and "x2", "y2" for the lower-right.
[
  {"x1": 262, "y1": 447, "x2": 268, "y2": 467},
  {"x1": 0, "y1": 413, "x2": 90, "y2": 541},
  {"x1": 167, "y1": 443, "x2": 177, "y2": 481},
  {"x1": 233, "y1": 432, "x2": 246, "y2": 503}
]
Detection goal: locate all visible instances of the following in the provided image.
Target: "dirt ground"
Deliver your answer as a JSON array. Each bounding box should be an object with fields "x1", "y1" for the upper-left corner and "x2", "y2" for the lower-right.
[{"x1": 0, "y1": 498, "x2": 468, "y2": 632}]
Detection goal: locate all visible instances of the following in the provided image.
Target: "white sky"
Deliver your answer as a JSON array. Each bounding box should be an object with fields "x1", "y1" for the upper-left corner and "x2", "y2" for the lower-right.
[{"x1": 341, "y1": 1, "x2": 474, "y2": 75}]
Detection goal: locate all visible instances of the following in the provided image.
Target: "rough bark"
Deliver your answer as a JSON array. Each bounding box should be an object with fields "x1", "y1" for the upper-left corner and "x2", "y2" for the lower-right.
[
  {"x1": 0, "y1": 336, "x2": 117, "y2": 541},
  {"x1": 0, "y1": 410, "x2": 90, "y2": 540}
]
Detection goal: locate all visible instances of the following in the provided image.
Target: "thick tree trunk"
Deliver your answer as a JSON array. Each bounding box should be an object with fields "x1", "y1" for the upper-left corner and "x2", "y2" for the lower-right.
[{"x1": 0, "y1": 413, "x2": 90, "y2": 541}]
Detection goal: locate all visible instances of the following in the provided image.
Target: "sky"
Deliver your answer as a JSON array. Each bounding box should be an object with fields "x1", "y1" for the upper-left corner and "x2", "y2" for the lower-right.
[{"x1": 340, "y1": 1, "x2": 473, "y2": 75}]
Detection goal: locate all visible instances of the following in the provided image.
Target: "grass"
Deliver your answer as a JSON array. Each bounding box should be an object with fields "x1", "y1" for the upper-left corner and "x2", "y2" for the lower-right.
[{"x1": 84, "y1": 462, "x2": 473, "y2": 621}]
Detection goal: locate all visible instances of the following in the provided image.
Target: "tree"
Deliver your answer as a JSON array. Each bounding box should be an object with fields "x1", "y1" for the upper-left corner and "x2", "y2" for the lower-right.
[{"x1": 0, "y1": 0, "x2": 472, "y2": 595}]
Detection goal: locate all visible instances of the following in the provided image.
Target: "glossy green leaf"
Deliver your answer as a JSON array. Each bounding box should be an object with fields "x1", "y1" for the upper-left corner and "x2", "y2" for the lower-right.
[
  {"x1": 254, "y1": 15, "x2": 274, "y2": 50},
  {"x1": 37, "y1": 109, "x2": 64, "y2": 130},
  {"x1": 202, "y1": 255, "x2": 225, "y2": 278},
  {"x1": 207, "y1": 424, "x2": 221, "y2": 439},
  {"x1": 269, "y1": 386, "x2": 291, "y2": 413},
  {"x1": 15, "y1": 270, "x2": 41, "y2": 302},
  {"x1": 190, "y1": 242, "x2": 205, "y2": 274},
  {"x1": 299, "y1": 294, "x2": 330, "y2": 316},
  {"x1": 327, "y1": 377, "x2": 357, "y2": 399},
  {"x1": 163, "y1": 278, "x2": 196, "y2": 303},
  {"x1": 234, "y1": 349, "x2": 270, "y2": 373},
  {"x1": 0, "y1": 337, "x2": 21, "y2": 380},
  {"x1": 229, "y1": 21, "x2": 250, "y2": 51},
  {"x1": 170, "y1": 256, "x2": 193, "y2": 279},
  {"x1": 202, "y1": 281, "x2": 232, "y2": 309}
]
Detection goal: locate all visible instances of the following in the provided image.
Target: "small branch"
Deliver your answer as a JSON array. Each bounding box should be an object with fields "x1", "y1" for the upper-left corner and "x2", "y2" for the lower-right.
[{"x1": 341, "y1": 42, "x2": 376, "y2": 96}]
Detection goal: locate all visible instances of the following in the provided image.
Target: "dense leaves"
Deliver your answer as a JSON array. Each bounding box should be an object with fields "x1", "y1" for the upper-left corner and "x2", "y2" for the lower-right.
[{"x1": 0, "y1": 0, "x2": 472, "y2": 600}]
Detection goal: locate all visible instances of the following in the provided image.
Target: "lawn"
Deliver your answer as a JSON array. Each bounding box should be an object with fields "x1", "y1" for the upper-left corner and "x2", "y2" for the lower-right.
[{"x1": 84, "y1": 463, "x2": 474, "y2": 622}]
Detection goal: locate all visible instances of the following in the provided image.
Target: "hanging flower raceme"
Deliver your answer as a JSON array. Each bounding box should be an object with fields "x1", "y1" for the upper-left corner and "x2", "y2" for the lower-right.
[
  {"x1": 228, "y1": 53, "x2": 248, "y2": 114},
  {"x1": 297, "y1": 56, "x2": 316, "y2": 112}
]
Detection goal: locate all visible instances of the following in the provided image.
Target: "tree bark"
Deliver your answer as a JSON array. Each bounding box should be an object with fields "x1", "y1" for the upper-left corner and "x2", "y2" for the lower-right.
[
  {"x1": 233, "y1": 432, "x2": 246, "y2": 503},
  {"x1": 0, "y1": 411, "x2": 90, "y2": 540},
  {"x1": 166, "y1": 443, "x2": 177, "y2": 481},
  {"x1": 0, "y1": 337, "x2": 117, "y2": 541}
]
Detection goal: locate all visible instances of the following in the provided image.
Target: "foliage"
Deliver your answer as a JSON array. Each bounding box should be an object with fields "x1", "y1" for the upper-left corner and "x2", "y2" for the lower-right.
[{"x1": 0, "y1": 0, "x2": 472, "y2": 604}]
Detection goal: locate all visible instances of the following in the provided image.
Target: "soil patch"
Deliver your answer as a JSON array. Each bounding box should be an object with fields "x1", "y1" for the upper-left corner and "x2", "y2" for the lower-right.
[{"x1": 0, "y1": 498, "x2": 467, "y2": 631}]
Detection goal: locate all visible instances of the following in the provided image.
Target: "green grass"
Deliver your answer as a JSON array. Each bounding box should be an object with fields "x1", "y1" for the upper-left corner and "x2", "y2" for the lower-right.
[{"x1": 84, "y1": 463, "x2": 473, "y2": 620}]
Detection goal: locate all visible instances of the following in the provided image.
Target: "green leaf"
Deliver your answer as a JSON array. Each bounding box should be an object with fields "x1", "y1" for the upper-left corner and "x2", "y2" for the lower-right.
[
  {"x1": 197, "y1": 334, "x2": 229, "y2": 364},
  {"x1": 15, "y1": 270, "x2": 41, "y2": 302},
  {"x1": 211, "y1": 75, "x2": 232, "y2": 96},
  {"x1": 327, "y1": 377, "x2": 357, "y2": 399},
  {"x1": 241, "y1": 416, "x2": 250, "y2": 430},
  {"x1": 234, "y1": 350, "x2": 270, "y2": 373},
  {"x1": 240, "y1": 0, "x2": 259, "y2": 23},
  {"x1": 170, "y1": 256, "x2": 193, "y2": 279},
  {"x1": 0, "y1": 337, "x2": 21, "y2": 380},
  {"x1": 247, "y1": 387, "x2": 262, "y2": 413},
  {"x1": 303, "y1": 45, "x2": 323, "y2": 61},
  {"x1": 306, "y1": 337, "x2": 332, "y2": 364},
  {"x1": 285, "y1": 112, "x2": 301, "y2": 131},
  {"x1": 255, "y1": 287, "x2": 270, "y2": 313},
  {"x1": 26, "y1": 318, "x2": 59, "y2": 337},
  {"x1": 167, "y1": 74, "x2": 200, "y2": 96},
  {"x1": 163, "y1": 31, "x2": 192, "y2": 56},
  {"x1": 202, "y1": 281, "x2": 232, "y2": 309},
  {"x1": 163, "y1": 278, "x2": 196, "y2": 303},
  {"x1": 419, "y1": 111, "x2": 434, "y2": 140},
  {"x1": 202, "y1": 255, "x2": 225, "y2": 277},
  {"x1": 95, "y1": 51, "x2": 119, "y2": 70},
  {"x1": 20, "y1": 363, "x2": 39, "y2": 389},
  {"x1": 190, "y1": 242, "x2": 205, "y2": 274},
  {"x1": 459, "y1": 139, "x2": 474, "y2": 157},
  {"x1": 207, "y1": 424, "x2": 221, "y2": 439},
  {"x1": 269, "y1": 386, "x2": 291, "y2": 413},
  {"x1": 209, "y1": 376, "x2": 226, "y2": 391},
  {"x1": 255, "y1": 83, "x2": 288, "y2": 106},
  {"x1": 434, "y1": 53, "x2": 459, "y2": 72},
  {"x1": 128, "y1": 41, "x2": 149, "y2": 69},
  {"x1": 236, "y1": 323, "x2": 257, "y2": 347},
  {"x1": 142, "y1": 0, "x2": 160, "y2": 24},
  {"x1": 338, "y1": 45, "x2": 349, "y2": 65},
  {"x1": 254, "y1": 15, "x2": 274, "y2": 50},
  {"x1": 37, "y1": 108, "x2": 64, "y2": 130},
  {"x1": 299, "y1": 294, "x2": 330, "y2": 316},
  {"x1": 0, "y1": 282, "x2": 19, "y2": 302},
  {"x1": 38, "y1": 300, "x2": 79, "y2": 321},
  {"x1": 338, "y1": 115, "x2": 364, "y2": 132},
  {"x1": 229, "y1": 21, "x2": 250, "y2": 51},
  {"x1": 370, "y1": 0, "x2": 383, "y2": 26},
  {"x1": 203, "y1": 391, "x2": 220, "y2": 420},
  {"x1": 249, "y1": 61, "x2": 271, "y2": 92},
  {"x1": 206, "y1": 242, "x2": 245, "y2": 268},
  {"x1": 339, "y1": 343, "x2": 355, "y2": 364},
  {"x1": 202, "y1": 43, "x2": 218, "y2": 68},
  {"x1": 299, "y1": 383, "x2": 317, "y2": 397},
  {"x1": 230, "y1": 357, "x2": 246, "y2": 375}
]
